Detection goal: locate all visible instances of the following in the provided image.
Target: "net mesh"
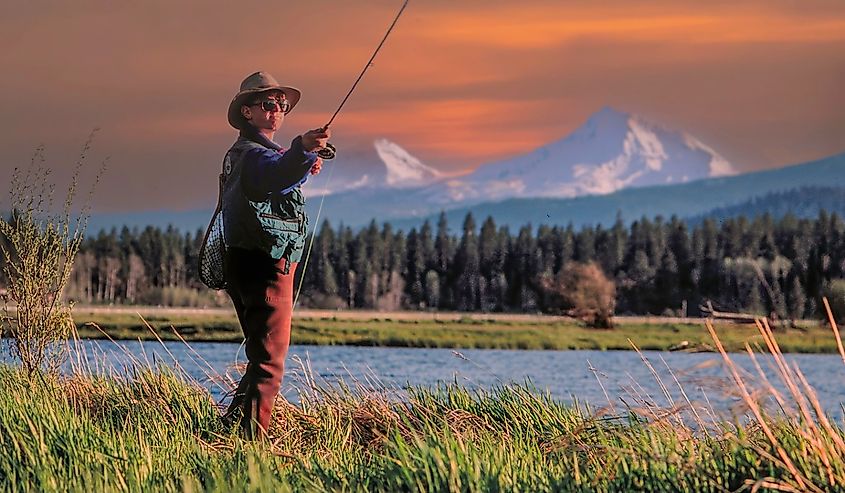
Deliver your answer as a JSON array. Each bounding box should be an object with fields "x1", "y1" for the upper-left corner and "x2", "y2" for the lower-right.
[{"x1": 199, "y1": 208, "x2": 226, "y2": 290}]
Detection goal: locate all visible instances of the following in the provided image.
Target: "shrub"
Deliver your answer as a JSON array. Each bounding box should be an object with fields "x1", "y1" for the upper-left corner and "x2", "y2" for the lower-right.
[
  {"x1": 542, "y1": 261, "x2": 616, "y2": 328},
  {"x1": 824, "y1": 279, "x2": 845, "y2": 323},
  {"x1": 0, "y1": 135, "x2": 104, "y2": 377},
  {"x1": 300, "y1": 292, "x2": 347, "y2": 309},
  {"x1": 138, "y1": 286, "x2": 229, "y2": 308}
]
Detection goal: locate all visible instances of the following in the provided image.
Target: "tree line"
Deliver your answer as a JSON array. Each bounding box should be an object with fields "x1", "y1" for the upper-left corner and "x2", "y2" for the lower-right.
[{"x1": 2, "y1": 211, "x2": 843, "y2": 319}]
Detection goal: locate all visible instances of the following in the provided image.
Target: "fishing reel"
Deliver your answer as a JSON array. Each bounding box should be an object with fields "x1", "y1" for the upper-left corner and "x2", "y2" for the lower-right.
[{"x1": 317, "y1": 142, "x2": 336, "y2": 160}]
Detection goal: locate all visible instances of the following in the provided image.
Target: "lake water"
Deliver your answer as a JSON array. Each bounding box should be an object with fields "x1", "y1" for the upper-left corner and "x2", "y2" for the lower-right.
[{"x1": 10, "y1": 339, "x2": 840, "y2": 420}]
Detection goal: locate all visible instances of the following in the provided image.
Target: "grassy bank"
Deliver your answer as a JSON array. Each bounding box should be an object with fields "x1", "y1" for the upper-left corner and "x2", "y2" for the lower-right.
[
  {"x1": 69, "y1": 308, "x2": 837, "y2": 353},
  {"x1": 3, "y1": 319, "x2": 845, "y2": 492}
]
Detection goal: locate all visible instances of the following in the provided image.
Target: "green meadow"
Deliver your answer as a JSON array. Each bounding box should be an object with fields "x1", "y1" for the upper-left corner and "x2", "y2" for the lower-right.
[{"x1": 71, "y1": 308, "x2": 838, "y2": 353}]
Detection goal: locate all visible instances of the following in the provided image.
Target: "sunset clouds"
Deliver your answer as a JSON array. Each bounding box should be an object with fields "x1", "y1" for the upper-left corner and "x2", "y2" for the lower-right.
[{"x1": 0, "y1": 1, "x2": 842, "y2": 212}]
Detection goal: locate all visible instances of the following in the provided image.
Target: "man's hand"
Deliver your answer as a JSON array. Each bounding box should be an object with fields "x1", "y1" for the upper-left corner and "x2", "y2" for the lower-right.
[
  {"x1": 310, "y1": 157, "x2": 323, "y2": 175},
  {"x1": 301, "y1": 128, "x2": 331, "y2": 152}
]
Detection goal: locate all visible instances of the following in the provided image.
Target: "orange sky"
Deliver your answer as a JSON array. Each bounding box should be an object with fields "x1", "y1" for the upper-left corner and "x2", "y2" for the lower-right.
[{"x1": 1, "y1": 0, "x2": 844, "y2": 212}]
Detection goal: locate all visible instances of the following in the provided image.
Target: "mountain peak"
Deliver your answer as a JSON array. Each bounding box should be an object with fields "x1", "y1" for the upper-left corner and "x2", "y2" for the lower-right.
[
  {"x1": 302, "y1": 138, "x2": 441, "y2": 197},
  {"x1": 561, "y1": 107, "x2": 734, "y2": 178},
  {"x1": 564, "y1": 106, "x2": 635, "y2": 146},
  {"x1": 590, "y1": 105, "x2": 630, "y2": 122},
  {"x1": 374, "y1": 138, "x2": 441, "y2": 189},
  {"x1": 424, "y1": 106, "x2": 735, "y2": 205},
  {"x1": 313, "y1": 107, "x2": 734, "y2": 207}
]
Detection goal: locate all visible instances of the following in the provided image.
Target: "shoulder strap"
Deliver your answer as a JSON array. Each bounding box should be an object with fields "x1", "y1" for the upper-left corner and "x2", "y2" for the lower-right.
[{"x1": 216, "y1": 151, "x2": 231, "y2": 209}]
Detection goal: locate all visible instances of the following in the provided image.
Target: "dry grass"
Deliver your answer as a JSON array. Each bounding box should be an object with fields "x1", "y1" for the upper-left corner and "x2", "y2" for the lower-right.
[{"x1": 1, "y1": 301, "x2": 845, "y2": 491}]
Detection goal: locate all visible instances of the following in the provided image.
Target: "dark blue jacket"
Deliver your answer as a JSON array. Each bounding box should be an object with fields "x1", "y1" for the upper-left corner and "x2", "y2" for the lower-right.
[
  {"x1": 222, "y1": 130, "x2": 317, "y2": 268},
  {"x1": 239, "y1": 131, "x2": 317, "y2": 199}
]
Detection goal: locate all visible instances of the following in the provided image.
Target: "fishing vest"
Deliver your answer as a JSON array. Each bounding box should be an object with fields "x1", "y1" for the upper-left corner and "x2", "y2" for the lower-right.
[{"x1": 221, "y1": 137, "x2": 308, "y2": 274}]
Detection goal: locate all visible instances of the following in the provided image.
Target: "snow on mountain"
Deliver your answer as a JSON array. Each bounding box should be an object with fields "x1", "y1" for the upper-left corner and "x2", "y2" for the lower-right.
[
  {"x1": 307, "y1": 107, "x2": 739, "y2": 225},
  {"x1": 425, "y1": 107, "x2": 735, "y2": 206},
  {"x1": 375, "y1": 138, "x2": 442, "y2": 188},
  {"x1": 303, "y1": 139, "x2": 437, "y2": 197},
  {"x1": 682, "y1": 133, "x2": 734, "y2": 176}
]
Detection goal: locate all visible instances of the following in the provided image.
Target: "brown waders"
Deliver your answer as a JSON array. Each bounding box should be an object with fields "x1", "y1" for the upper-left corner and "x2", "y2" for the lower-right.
[{"x1": 223, "y1": 247, "x2": 296, "y2": 438}]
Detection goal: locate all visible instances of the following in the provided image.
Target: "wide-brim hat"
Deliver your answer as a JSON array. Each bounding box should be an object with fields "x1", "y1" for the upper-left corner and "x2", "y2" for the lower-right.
[{"x1": 227, "y1": 71, "x2": 301, "y2": 130}]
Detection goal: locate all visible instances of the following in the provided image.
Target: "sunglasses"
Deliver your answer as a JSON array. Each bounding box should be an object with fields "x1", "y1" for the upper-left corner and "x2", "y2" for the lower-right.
[{"x1": 251, "y1": 99, "x2": 291, "y2": 113}]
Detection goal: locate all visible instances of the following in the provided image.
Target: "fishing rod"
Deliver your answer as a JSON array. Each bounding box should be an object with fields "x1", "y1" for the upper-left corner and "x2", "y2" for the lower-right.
[
  {"x1": 315, "y1": 0, "x2": 410, "y2": 160},
  {"x1": 294, "y1": 0, "x2": 411, "y2": 308}
]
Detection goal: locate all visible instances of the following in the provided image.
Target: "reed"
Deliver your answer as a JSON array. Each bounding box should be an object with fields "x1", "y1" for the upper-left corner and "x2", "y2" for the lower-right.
[{"x1": 1, "y1": 304, "x2": 845, "y2": 491}]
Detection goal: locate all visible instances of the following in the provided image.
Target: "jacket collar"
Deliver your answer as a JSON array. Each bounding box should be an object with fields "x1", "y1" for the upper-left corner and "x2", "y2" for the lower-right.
[{"x1": 239, "y1": 127, "x2": 282, "y2": 151}]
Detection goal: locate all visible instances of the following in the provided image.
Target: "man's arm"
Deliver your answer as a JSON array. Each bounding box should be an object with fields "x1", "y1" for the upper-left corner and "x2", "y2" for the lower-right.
[{"x1": 241, "y1": 135, "x2": 317, "y2": 198}]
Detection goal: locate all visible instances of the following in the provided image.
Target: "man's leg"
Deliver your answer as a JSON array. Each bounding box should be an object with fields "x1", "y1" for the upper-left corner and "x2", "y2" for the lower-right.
[
  {"x1": 223, "y1": 285, "x2": 249, "y2": 421},
  {"x1": 224, "y1": 248, "x2": 296, "y2": 438}
]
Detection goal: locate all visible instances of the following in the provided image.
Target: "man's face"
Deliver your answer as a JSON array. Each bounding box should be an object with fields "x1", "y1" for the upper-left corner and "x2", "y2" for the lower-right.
[{"x1": 241, "y1": 90, "x2": 288, "y2": 131}]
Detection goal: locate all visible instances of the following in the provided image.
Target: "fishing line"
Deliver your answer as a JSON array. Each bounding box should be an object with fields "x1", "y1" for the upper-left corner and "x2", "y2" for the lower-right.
[{"x1": 293, "y1": 161, "x2": 336, "y2": 309}]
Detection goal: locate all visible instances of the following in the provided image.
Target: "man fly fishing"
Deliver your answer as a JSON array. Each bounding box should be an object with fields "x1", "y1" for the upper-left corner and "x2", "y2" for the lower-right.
[
  {"x1": 199, "y1": 0, "x2": 410, "y2": 439},
  {"x1": 220, "y1": 71, "x2": 329, "y2": 437}
]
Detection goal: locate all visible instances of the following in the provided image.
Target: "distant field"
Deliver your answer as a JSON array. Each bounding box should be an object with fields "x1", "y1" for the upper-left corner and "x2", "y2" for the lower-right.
[{"x1": 67, "y1": 306, "x2": 836, "y2": 354}]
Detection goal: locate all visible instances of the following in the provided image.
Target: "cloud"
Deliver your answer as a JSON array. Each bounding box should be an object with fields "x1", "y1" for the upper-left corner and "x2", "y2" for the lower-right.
[
  {"x1": 408, "y1": 4, "x2": 845, "y2": 49},
  {"x1": 0, "y1": 1, "x2": 843, "y2": 212}
]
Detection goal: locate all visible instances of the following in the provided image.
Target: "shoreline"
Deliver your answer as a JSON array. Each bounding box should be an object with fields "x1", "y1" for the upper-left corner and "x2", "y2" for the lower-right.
[
  {"x1": 68, "y1": 305, "x2": 708, "y2": 325},
  {"x1": 60, "y1": 306, "x2": 836, "y2": 354}
]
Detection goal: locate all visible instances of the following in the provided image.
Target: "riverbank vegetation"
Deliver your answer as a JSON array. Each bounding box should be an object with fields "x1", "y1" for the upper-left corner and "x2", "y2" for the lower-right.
[
  {"x1": 3, "y1": 317, "x2": 845, "y2": 492},
  {"x1": 4, "y1": 137, "x2": 845, "y2": 491},
  {"x1": 68, "y1": 308, "x2": 843, "y2": 353},
  {"x1": 0, "y1": 135, "x2": 104, "y2": 377}
]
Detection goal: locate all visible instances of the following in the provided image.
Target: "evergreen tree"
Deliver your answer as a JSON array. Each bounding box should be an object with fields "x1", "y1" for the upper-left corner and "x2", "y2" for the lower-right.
[
  {"x1": 559, "y1": 224, "x2": 576, "y2": 268},
  {"x1": 433, "y1": 212, "x2": 453, "y2": 307},
  {"x1": 692, "y1": 218, "x2": 721, "y2": 308},
  {"x1": 424, "y1": 270, "x2": 440, "y2": 308},
  {"x1": 596, "y1": 215, "x2": 626, "y2": 275},
  {"x1": 654, "y1": 250, "x2": 680, "y2": 314},
  {"x1": 351, "y1": 231, "x2": 371, "y2": 308},
  {"x1": 313, "y1": 220, "x2": 338, "y2": 299},
  {"x1": 507, "y1": 225, "x2": 535, "y2": 311},
  {"x1": 536, "y1": 224, "x2": 556, "y2": 276},
  {"x1": 419, "y1": 220, "x2": 436, "y2": 272},
  {"x1": 478, "y1": 217, "x2": 504, "y2": 310},
  {"x1": 434, "y1": 212, "x2": 452, "y2": 274},
  {"x1": 383, "y1": 228, "x2": 406, "y2": 309},
  {"x1": 667, "y1": 216, "x2": 693, "y2": 309},
  {"x1": 454, "y1": 213, "x2": 480, "y2": 310},
  {"x1": 627, "y1": 249, "x2": 656, "y2": 313},
  {"x1": 479, "y1": 217, "x2": 498, "y2": 279},
  {"x1": 334, "y1": 225, "x2": 354, "y2": 307},
  {"x1": 755, "y1": 213, "x2": 778, "y2": 260},
  {"x1": 405, "y1": 228, "x2": 425, "y2": 307},
  {"x1": 786, "y1": 268, "x2": 806, "y2": 320},
  {"x1": 574, "y1": 226, "x2": 595, "y2": 262}
]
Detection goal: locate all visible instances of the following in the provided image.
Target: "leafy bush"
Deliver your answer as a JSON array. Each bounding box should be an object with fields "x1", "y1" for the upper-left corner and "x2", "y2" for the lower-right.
[
  {"x1": 542, "y1": 261, "x2": 616, "y2": 328},
  {"x1": 0, "y1": 135, "x2": 103, "y2": 377}
]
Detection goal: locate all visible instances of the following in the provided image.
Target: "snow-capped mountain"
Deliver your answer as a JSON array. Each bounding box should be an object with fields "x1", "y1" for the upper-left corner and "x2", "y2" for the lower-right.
[
  {"x1": 84, "y1": 110, "x2": 845, "y2": 233},
  {"x1": 298, "y1": 106, "x2": 743, "y2": 226},
  {"x1": 304, "y1": 138, "x2": 440, "y2": 196},
  {"x1": 426, "y1": 107, "x2": 735, "y2": 206},
  {"x1": 312, "y1": 107, "x2": 732, "y2": 205},
  {"x1": 375, "y1": 138, "x2": 442, "y2": 188}
]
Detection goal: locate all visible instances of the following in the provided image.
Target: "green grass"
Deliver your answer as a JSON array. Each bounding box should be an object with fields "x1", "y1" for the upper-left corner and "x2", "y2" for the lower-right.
[
  {"x1": 1, "y1": 351, "x2": 844, "y2": 492},
  {"x1": 70, "y1": 310, "x2": 838, "y2": 353}
]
